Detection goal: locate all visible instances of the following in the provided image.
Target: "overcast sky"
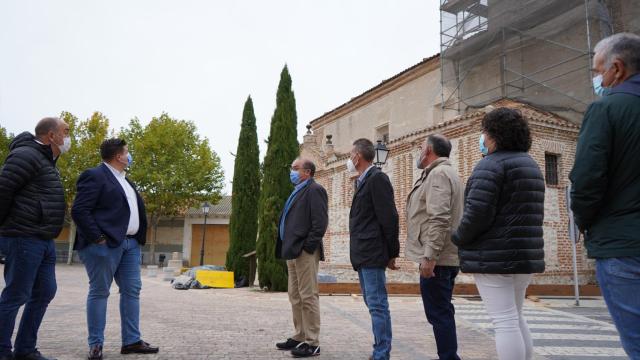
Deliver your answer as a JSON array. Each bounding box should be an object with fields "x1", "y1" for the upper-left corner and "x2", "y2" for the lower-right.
[{"x1": 0, "y1": 0, "x2": 440, "y2": 193}]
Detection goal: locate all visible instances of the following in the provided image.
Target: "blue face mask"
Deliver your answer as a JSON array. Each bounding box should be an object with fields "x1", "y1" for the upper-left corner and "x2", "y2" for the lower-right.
[
  {"x1": 289, "y1": 170, "x2": 300, "y2": 185},
  {"x1": 479, "y1": 134, "x2": 489, "y2": 156},
  {"x1": 592, "y1": 74, "x2": 610, "y2": 97},
  {"x1": 126, "y1": 153, "x2": 133, "y2": 166}
]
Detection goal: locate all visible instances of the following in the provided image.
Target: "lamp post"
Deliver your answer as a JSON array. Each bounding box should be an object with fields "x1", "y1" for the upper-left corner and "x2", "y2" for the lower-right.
[
  {"x1": 373, "y1": 140, "x2": 390, "y2": 168},
  {"x1": 199, "y1": 201, "x2": 211, "y2": 266}
]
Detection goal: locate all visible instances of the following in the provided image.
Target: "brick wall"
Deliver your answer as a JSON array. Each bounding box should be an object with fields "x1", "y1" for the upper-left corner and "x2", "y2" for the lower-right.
[{"x1": 304, "y1": 102, "x2": 593, "y2": 285}]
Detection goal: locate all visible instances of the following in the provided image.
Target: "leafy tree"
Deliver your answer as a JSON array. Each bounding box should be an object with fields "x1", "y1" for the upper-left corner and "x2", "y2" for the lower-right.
[
  {"x1": 57, "y1": 111, "x2": 110, "y2": 262},
  {"x1": 256, "y1": 65, "x2": 299, "y2": 291},
  {"x1": 226, "y1": 96, "x2": 261, "y2": 280},
  {"x1": 0, "y1": 126, "x2": 14, "y2": 164},
  {"x1": 122, "y1": 113, "x2": 225, "y2": 263},
  {"x1": 58, "y1": 111, "x2": 110, "y2": 208}
]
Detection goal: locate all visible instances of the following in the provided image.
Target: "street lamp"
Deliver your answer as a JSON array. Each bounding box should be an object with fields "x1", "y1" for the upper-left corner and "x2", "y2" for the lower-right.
[
  {"x1": 374, "y1": 140, "x2": 390, "y2": 168},
  {"x1": 199, "y1": 201, "x2": 211, "y2": 266}
]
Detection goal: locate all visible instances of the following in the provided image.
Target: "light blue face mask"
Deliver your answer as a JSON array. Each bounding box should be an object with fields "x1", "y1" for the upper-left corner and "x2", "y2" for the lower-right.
[
  {"x1": 127, "y1": 153, "x2": 133, "y2": 166},
  {"x1": 479, "y1": 134, "x2": 489, "y2": 156},
  {"x1": 289, "y1": 170, "x2": 300, "y2": 185},
  {"x1": 592, "y1": 74, "x2": 611, "y2": 97}
]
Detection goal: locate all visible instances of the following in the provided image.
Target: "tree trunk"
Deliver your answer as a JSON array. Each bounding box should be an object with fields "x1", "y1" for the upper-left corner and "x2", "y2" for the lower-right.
[
  {"x1": 66, "y1": 221, "x2": 77, "y2": 265},
  {"x1": 149, "y1": 215, "x2": 160, "y2": 265}
]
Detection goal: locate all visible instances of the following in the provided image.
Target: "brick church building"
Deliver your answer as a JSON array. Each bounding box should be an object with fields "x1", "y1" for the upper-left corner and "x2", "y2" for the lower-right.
[{"x1": 300, "y1": 55, "x2": 588, "y2": 285}]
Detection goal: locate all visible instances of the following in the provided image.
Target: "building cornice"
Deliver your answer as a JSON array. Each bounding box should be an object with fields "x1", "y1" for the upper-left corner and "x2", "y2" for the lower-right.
[{"x1": 309, "y1": 54, "x2": 440, "y2": 129}]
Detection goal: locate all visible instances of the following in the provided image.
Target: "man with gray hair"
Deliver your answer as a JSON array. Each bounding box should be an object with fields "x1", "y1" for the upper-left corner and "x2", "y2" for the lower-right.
[
  {"x1": 0, "y1": 117, "x2": 70, "y2": 360},
  {"x1": 348, "y1": 138, "x2": 399, "y2": 360},
  {"x1": 406, "y1": 134, "x2": 463, "y2": 360},
  {"x1": 570, "y1": 32, "x2": 640, "y2": 358}
]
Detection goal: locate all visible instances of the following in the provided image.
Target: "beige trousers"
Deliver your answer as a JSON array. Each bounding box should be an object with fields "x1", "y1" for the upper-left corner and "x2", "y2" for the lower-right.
[{"x1": 286, "y1": 248, "x2": 321, "y2": 346}]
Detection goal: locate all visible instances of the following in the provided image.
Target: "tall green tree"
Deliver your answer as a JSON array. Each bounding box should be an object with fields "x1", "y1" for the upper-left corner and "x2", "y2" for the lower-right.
[
  {"x1": 0, "y1": 126, "x2": 14, "y2": 164},
  {"x1": 57, "y1": 111, "x2": 110, "y2": 262},
  {"x1": 57, "y1": 111, "x2": 110, "y2": 207},
  {"x1": 256, "y1": 65, "x2": 299, "y2": 291},
  {"x1": 226, "y1": 96, "x2": 261, "y2": 280},
  {"x1": 122, "y1": 113, "x2": 225, "y2": 263}
]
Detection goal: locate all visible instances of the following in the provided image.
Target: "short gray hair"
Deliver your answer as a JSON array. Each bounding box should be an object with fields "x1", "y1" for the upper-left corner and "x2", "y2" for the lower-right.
[
  {"x1": 352, "y1": 138, "x2": 375, "y2": 162},
  {"x1": 35, "y1": 117, "x2": 61, "y2": 137},
  {"x1": 594, "y1": 32, "x2": 640, "y2": 74}
]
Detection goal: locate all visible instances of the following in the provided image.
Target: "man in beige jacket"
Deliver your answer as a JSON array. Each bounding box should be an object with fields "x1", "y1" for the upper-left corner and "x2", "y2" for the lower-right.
[{"x1": 405, "y1": 134, "x2": 463, "y2": 360}]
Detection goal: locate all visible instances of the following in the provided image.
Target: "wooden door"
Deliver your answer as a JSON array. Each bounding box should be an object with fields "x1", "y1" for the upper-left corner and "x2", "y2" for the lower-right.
[{"x1": 190, "y1": 224, "x2": 230, "y2": 267}]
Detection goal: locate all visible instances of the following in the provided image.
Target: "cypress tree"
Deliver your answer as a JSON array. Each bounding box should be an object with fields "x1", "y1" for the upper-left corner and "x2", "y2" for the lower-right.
[
  {"x1": 256, "y1": 65, "x2": 299, "y2": 291},
  {"x1": 226, "y1": 96, "x2": 261, "y2": 280}
]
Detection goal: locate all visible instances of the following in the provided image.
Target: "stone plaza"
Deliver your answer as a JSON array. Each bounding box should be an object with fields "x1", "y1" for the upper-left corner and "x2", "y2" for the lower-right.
[{"x1": 0, "y1": 265, "x2": 627, "y2": 360}]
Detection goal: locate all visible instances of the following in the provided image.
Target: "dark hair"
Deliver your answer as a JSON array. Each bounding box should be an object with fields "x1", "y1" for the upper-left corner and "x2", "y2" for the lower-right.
[
  {"x1": 352, "y1": 138, "x2": 375, "y2": 162},
  {"x1": 35, "y1": 117, "x2": 60, "y2": 137},
  {"x1": 427, "y1": 134, "x2": 452, "y2": 157},
  {"x1": 100, "y1": 138, "x2": 127, "y2": 161},
  {"x1": 301, "y1": 159, "x2": 316, "y2": 177},
  {"x1": 481, "y1": 108, "x2": 531, "y2": 152}
]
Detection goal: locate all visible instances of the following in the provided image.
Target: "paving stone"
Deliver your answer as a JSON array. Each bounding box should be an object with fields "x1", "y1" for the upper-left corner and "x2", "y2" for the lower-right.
[{"x1": 2, "y1": 265, "x2": 499, "y2": 360}]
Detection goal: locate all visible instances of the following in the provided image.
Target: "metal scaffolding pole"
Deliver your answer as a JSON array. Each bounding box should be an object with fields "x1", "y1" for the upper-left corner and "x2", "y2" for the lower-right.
[
  {"x1": 439, "y1": 0, "x2": 594, "y2": 113},
  {"x1": 566, "y1": 185, "x2": 581, "y2": 307}
]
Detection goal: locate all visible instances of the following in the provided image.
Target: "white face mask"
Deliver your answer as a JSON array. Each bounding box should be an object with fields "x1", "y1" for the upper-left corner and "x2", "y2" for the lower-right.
[
  {"x1": 57, "y1": 136, "x2": 71, "y2": 155},
  {"x1": 347, "y1": 158, "x2": 357, "y2": 173}
]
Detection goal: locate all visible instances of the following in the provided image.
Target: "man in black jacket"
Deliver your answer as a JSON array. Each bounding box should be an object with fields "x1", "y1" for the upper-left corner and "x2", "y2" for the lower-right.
[
  {"x1": 570, "y1": 32, "x2": 640, "y2": 358},
  {"x1": 348, "y1": 138, "x2": 399, "y2": 360},
  {"x1": 275, "y1": 158, "x2": 328, "y2": 358},
  {"x1": 0, "y1": 117, "x2": 70, "y2": 360}
]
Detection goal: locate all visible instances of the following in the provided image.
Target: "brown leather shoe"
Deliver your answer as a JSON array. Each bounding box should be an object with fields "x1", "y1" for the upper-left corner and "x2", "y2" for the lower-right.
[
  {"x1": 87, "y1": 345, "x2": 102, "y2": 360},
  {"x1": 120, "y1": 341, "x2": 159, "y2": 355}
]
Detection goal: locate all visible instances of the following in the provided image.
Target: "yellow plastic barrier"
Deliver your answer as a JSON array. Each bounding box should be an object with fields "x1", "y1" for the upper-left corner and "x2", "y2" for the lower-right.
[{"x1": 195, "y1": 270, "x2": 235, "y2": 289}]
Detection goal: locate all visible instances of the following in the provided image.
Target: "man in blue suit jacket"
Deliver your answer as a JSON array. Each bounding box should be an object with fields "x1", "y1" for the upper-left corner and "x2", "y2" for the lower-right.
[{"x1": 72, "y1": 138, "x2": 158, "y2": 360}]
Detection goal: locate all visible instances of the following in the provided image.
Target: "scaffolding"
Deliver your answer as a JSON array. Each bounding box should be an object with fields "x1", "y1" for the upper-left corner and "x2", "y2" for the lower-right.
[{"x1": 439, "y1": 0, "x2": 614, "y2": 121}]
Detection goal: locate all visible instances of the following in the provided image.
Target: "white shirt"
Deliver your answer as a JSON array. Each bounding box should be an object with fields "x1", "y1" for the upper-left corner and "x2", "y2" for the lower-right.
[{"x1": 104, "y1": 162, "x2": 140, "y2": 236}]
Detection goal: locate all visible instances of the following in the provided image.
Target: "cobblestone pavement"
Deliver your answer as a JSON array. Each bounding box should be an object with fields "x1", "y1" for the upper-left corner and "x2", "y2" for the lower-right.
[
  {"x1": 456, "y1": 298, "x2": 625, "y2": 360},
  {"x1": 0, "y1": 265, "x2": 624, "y2": 360}
]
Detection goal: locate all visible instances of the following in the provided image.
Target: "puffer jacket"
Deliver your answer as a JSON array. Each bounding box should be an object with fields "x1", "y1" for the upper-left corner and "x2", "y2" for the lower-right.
[
  {"x1": 452, "y1": 151, "x2": 545, "y2": 274},
  {"x1": 0, "y1": 132, "x2": 66, "y2": 240}
]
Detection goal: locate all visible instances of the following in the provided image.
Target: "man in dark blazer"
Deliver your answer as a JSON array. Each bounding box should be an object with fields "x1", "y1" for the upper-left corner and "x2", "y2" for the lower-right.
[
  {"x1": 72, "y1": 138, "x2": 158, "y2": 360},
  {"x1": 348, "y1": 138, "x2": 399, "y2": 360},
  {"x1": 275, "y1": 158, "x2": 328, "y2": 358}
]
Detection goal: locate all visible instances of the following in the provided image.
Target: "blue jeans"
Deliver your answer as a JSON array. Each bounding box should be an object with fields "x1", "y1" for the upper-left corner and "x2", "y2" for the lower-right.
[
  {"x1": 420, "y1": 266, "x2": 461, "y2": 360},
  {"x1": 79, "y1": 238, "x2": 142, "y2": 347},
  {"x1": 596, "y1": 256, "x2": 640, "y2": 359},
  {"x1": 0, "y1": 237, "x2": 57, "y2": 357},
  {"x1": 358, "y1": 267, "x2": 392, "y2": 360}
]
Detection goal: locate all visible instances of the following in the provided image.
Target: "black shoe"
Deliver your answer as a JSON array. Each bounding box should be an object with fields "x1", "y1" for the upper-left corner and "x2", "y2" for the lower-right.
[
  {"x1": 87, "y1": 345, "x2": 102, "y2": 360},
  {"x1": 291, "y1": 343, "x2": 320, "y2": 358},
  {"x1": 13, "y1": 351, "x2": 56, "y2": 360},
  {"x1": 276, "y1": 338, "x2": 302, "y2": 350},
  {"x1": 120, "y1": 340, "x2": 159, "y2": 355}
]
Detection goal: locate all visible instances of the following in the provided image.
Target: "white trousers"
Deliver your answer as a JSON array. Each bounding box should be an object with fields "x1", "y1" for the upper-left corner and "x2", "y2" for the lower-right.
[{"x1": 474, "y1": 273, "x2": 534, "y2": 360}]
